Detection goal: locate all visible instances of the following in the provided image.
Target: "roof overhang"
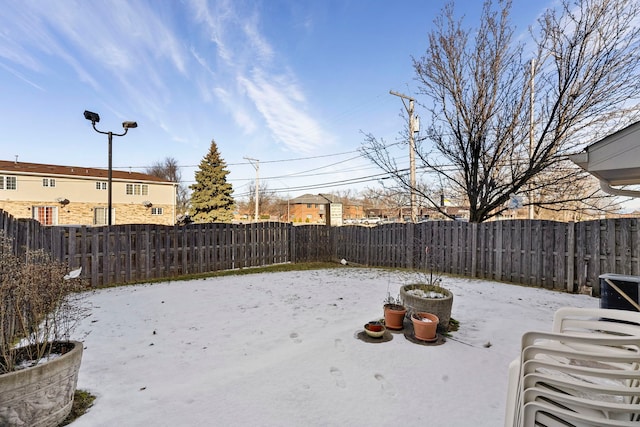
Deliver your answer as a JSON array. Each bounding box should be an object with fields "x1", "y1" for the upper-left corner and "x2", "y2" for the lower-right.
[{"x1": 569, "y1": 121, "x2": 640, "y2": 198}]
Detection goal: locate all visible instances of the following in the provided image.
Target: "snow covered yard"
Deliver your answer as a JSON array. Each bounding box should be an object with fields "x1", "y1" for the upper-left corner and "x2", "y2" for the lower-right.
[{"x1": 70, "y1": 268, "x2": 598, "y2": 426}]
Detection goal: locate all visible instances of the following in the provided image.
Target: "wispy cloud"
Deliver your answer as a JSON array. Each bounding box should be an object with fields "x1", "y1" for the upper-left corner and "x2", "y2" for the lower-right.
[
  {"x1": 0, "y1": 62, "x2": 44, "y2": 91},
  {"x1": 189, "y1": 0, "x2": 235, "y2": 64},
  {"x1": 0, "y1": 2, "x2": 104, "y2": 89},
  {"x1": 214, "y1": 86, "x2": 257, "y2": 134},
  {"x1": 239, "y1": 69, "x2": 328, "y2": 153},
  {"x1": 0, "y1": 32, "x2": 43, "y2": 73},
  {"x1": 187, "y1": 0, "x2": 332, "y2": 153},
  {"x1": 0, "y1": 0, "x2": 191, "y2": 111},
  {"x1": 0, "y1": 0, "x2": 332, "y2": 156},
  {"x1": 241, "y1": 12, "x2": 274, "y2": 63}
]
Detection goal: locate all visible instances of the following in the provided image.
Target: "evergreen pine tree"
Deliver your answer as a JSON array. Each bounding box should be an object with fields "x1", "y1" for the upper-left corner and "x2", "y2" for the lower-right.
[{"x1": 189, "y1": 140, "x2": 235, "y2": 223}]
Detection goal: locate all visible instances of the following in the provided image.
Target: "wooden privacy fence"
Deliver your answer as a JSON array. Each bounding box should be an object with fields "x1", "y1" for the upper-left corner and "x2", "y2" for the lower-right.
[
  {"x1": 1, "y1": 210, "x2": 639, "y2": 292},
  {"x1": 60, "y1": 222, "x2": 291, "y2": 286},
  {"x1": 0, "y1": 213, "x2": 292, "y2": 287},
  {"x1": 334, "y1": 218, "x2": 640, "y2": 294},
  {"x1": 0, "y1": 210, "x2": 56, "y2": 255}
]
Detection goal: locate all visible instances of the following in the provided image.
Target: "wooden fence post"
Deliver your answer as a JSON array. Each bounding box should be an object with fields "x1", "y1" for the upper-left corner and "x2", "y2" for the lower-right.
[
  {"x1": 495, "y1": 222, "x2": 503, "y2": 281},
  {"x1": 406, "y1": 223, "x2": 414, "y2": 270},
  {"x1": 566, "y1": 221, "x2": 575, "y2": 292},
  {"x1": 289, "y1": 224, "x2": 296, "y2": 263},
  {"x1": 471, "y1": 222, "x2": 478, "y2": 278}
]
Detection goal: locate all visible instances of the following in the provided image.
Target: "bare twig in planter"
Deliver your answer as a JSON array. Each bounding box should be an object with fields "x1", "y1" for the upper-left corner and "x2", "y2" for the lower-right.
[{"x1": 0, "y1": 232, "x2": 89, "y2": 373}]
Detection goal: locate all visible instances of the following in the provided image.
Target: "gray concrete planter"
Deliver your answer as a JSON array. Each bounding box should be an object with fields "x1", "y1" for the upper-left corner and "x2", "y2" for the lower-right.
[
  {"x1": 400, "y1": 284, "x2": 453, "y2": 331},
  {"x1": 0, "y1": 341, "x2": 83, "y2": 427}
]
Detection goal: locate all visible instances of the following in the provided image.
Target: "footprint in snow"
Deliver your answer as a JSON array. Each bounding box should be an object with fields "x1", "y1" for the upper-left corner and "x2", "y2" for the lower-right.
[
  {"x1": 290, "y1": 332, "x2": 302, "y2": 343},
  {"x1": 330, "y1": 367, "x2": 346, "y2": 388},
  {"x1": 374, "y1": 373, "x2": 396, "y2": 397}
]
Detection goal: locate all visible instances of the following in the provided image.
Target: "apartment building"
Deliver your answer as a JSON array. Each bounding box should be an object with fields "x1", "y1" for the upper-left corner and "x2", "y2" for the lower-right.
[{"x1": 0, "y1": 160, "x2": 177, "y2": 226}]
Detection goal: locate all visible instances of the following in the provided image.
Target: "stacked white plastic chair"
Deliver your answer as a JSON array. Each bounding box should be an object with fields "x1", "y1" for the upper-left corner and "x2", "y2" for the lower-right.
[{"x1": 505, "y1": 307, "x2": 640, "y2": 426}]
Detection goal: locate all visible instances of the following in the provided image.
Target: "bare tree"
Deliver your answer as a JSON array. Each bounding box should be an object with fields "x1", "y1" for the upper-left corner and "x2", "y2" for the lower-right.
[
  {"x1": 243, "y1": 182, "x2": 280, "y2": 219},
  {"x1": 360, "y1": 187, "x2": 386, "y2": 217},
  {"x1": 327, "y1": 189, "x2": 360, "y2": 206},
  {"x1": 531, "y1": 165, "x2": 622, "y2": 221},
  {"x1": 363, "y1": 0, "x2": 640, "y2": 222},
  {"x1": 146, "y1": 157, "x2": 189, "y2": 215},
  {"x1": 373, "y1": 186, "x2": 411, "y2": 219}
]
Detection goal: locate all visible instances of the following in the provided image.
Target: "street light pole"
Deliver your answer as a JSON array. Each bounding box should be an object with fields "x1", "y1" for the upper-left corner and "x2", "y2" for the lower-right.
[
  {"x1": 107, "y1": 131, "x2": 113, "y2": 226},
  {"x1": 83, "y1": 110, "x2": 137, "y2": 226}
]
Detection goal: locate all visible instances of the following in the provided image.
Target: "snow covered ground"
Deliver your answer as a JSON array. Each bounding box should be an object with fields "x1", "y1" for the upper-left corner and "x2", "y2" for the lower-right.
[{"x1": 70, "y1": 267, "x2": 598, "y2": 426}]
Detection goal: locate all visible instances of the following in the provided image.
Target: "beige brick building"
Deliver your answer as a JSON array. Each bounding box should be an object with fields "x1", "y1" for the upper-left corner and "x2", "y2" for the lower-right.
[{"x1": 0, "y1": 160, "x2": 177, "y2": 226}]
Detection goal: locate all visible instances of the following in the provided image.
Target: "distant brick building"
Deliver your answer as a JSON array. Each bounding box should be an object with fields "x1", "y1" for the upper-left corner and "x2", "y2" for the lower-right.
[{"x1": 287, "y1": 193, "x2": 338, "y2": 224}]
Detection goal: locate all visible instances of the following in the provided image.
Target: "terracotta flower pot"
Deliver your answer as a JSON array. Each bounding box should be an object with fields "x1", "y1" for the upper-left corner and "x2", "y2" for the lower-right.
[
  {"x1": 383, "y1": 304, "x2": 407, "y2": 330},
  {"x1": 411, "y1": 312, "x2": 439, "y2": 341}
]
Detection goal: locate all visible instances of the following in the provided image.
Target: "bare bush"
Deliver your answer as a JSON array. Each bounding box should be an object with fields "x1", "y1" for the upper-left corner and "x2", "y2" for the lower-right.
[{"x1": 0, "y1": 232, "x2": 89, "y2": 373}]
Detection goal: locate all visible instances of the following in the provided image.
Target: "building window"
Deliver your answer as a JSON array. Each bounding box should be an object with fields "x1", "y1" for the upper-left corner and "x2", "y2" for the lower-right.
[
  {"x1": 94, "y1": 207, "x2": 115, "y2": 225},
  {"x1": 96, "y1": 181, "x2": 107, "y2": 190},
  {"x1": 42, "y1": 178, "x2": 56, "y2": 187},
  {"x1": 0, "y1": 176, "x2": 17, "y2": 190},
  {"x1": 306, "y1": 203, "x2": 311, "y2": 208},
  {"x1": 126, "y1": 183, "x2": 148, "y2": 196},
  {"x1": 151, "y1": 207, "x2": 164, "y2": 215},
  {"x1": 33, "y1": 206, "x2": 57, "y2": 225}
]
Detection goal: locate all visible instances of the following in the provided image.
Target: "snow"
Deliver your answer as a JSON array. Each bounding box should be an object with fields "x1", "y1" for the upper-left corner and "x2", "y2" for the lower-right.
[
  {"x1": 70, "y1": 268, "x2": 598, "y2": 426},
  {"x1": 407, "y1": 289, "x2": 445, "y2": 299},
  {"x1": 15, "y1": 353, "x2": 62, "y2": 370}
]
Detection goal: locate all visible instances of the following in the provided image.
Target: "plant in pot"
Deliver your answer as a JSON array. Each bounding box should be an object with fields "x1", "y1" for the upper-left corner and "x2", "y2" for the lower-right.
[
  {"x1": 400, "y1": 246, "x2": 453, "y2": 332},
  {"x1": 401, "y1": 283, "x2": 453, "y2": 332},
  {"x1": 0, "y1": 232, "x2": 89, "y2": 427},
  {"x1": 363, "y1": 320, "x2": 386, "y2": 338},
  {"x1": 383, "y1": 293, "x2": 407, "y2": 330},
  {"x1": 410, "y1": 312, "x2": 439, "y2": 341}
]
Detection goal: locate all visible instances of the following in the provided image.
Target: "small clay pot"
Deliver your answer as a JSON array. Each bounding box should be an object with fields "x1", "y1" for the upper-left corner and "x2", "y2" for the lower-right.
[{"x1": 364, "y1": 323, "x2": 386, "y2": 338}]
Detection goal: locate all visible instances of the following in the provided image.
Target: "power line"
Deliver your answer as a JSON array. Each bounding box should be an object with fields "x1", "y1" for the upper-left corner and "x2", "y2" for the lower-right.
[
  {"x1": 108, "y1": 149, "x2": 363, "y2": 171},
  {"x1": 233, "y1": 170, "x2": 397, "y2": 197}
]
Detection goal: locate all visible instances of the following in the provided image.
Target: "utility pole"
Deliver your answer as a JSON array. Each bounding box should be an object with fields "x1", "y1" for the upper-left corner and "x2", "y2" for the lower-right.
[
  {"x1": 529, "y1": 59, "x2": 535, "y2": 220},
  {"x1": 390, "y1": 90, "x2": 419, "y2": 222},
  {"x1": 244, "y1": 157, "x2": 259, "y2": 222}
]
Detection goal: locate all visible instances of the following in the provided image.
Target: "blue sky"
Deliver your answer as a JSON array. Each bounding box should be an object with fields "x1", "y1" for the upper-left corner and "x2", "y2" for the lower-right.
[{"x1": 1, "y1": 0, "x2": 553, "y2": 201}]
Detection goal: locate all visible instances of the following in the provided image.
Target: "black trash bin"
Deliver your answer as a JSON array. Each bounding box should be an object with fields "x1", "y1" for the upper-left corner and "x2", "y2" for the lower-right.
[{"x1": 599, "y1": 273, "x2": 640, "y2": 311}]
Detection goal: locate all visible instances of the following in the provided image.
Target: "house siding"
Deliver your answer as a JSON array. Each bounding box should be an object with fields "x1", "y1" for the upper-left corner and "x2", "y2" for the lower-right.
[{"x1": 0, "y1": 201, "x2": 175, "y2": 226}]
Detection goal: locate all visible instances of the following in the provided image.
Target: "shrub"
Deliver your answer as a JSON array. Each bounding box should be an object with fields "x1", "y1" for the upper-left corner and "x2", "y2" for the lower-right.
[{"x1": 0, "y1": 232, "x2": 89, "y2": 373}]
